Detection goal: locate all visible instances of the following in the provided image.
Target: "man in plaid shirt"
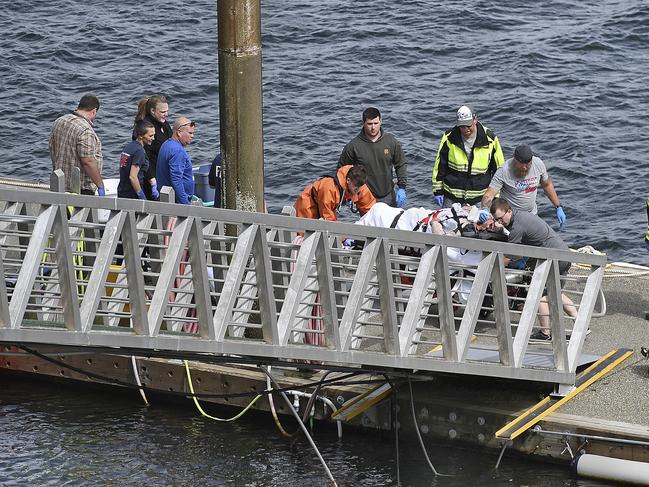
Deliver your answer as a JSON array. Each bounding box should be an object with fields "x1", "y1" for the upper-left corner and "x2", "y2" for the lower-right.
[{"x1": 49, "y1": 94, "x2": 105, "y2": 195}]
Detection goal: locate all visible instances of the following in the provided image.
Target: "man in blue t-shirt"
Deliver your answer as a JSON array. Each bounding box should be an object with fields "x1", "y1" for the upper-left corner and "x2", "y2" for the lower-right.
[
  {"x1": 156, "y1": 116, "x2": 196, "y2": 205},
  {"x1": 117, "y1": 120, "x2": 156, "y2": 199}
]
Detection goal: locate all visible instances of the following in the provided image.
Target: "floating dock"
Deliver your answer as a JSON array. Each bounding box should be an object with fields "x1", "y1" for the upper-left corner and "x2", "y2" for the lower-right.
[{"x1": 1, "y1": 178, "x2": 648, "y2": 474}]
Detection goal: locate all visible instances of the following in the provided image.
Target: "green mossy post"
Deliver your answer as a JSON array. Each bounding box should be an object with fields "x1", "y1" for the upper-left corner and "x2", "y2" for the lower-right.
[{"x1": 218, "y1": 0, "x2": 265, "y2": 213}]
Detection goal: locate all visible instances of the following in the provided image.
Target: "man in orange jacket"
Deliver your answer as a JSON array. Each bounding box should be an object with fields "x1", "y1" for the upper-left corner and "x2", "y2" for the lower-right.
[{"x1": 294, "y1": 165, "x2": 376, "y2": 220}]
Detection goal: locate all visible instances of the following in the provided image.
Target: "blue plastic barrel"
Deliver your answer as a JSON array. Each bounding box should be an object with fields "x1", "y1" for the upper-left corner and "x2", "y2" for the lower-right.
[{"x1": 192, "y1": 164, "x2": 213, "y2": 205}]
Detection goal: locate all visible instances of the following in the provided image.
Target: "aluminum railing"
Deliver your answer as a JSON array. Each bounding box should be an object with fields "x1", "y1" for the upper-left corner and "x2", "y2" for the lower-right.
[{"x1": 0, "y1": 172, "x2": 606, "y2": 386}]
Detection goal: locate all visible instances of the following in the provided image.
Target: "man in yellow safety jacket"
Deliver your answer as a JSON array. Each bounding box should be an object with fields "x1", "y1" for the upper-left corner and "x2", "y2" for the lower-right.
[
  {"x1": 645, "y1": 196, "x2": 649, "y2": 251},
  {"x1": 432, "y1": 105, "x2": 504, "y2": 207}
]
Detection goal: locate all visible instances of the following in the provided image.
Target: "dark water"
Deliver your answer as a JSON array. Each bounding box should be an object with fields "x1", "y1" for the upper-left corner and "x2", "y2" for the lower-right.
[
  {"x1": 2, "y1": 0, "x2": 649, "y2": 265},
  {"x1": 0, "y1": 376, "x2": 615, "y2": 486},
  {"x1": 0, "y1": 1, "x2": 645, "y2": 483}
]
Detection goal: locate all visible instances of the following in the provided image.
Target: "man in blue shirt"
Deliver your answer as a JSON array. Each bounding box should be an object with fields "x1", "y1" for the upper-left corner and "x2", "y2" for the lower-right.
[{"x1": 156, "y1": 117, "x2": 196, "y2": 204}]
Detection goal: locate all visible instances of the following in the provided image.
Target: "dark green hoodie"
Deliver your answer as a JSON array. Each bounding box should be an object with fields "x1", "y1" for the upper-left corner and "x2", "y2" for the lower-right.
[{"x1": 338, "y1": 129, "x2": 407, "y2": 199}]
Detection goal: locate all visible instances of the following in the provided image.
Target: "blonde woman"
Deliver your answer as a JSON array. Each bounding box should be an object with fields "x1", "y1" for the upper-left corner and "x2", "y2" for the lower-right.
[{"x1": 133, "y1": 95, "x2": 172, "y2": 200}]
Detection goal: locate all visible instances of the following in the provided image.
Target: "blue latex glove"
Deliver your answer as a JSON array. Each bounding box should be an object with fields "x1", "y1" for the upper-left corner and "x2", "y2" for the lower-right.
[
  {"x1": 508, "y1": 257, "x2": 529, "y2": 270},
  {"x1": 556, "y1": 206, "x2": 567, "y2": 225},
  {"x1": 342, "y1": 238, "x2": 354, "y2": 247},
  {"x1": 478, "y1": 209, "x2": 491, "y2": 223},
  {"x1": 136, "y1": 190, "x2": 146, "y2": 200},
  {"x1": 434, "y1": 195, "x2": 444, "y2": 207},
  {"x1": 645, "y1": 239, "x2": 649, "y2": 252},
  {"x1": 150, "y1": 183, "x2": 159, "y2": 200},
  {"x1": 395, "y1": 188, "x2": 407, "y2": 208},
  {"x1": 97, "y1": 186, "x2": 106, "y2": 197}
]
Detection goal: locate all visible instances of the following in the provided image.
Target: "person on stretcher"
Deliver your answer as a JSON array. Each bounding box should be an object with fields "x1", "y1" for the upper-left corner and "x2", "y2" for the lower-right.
[{"x1": 352, "y1": 202, "x2": 497, "y2": 303}]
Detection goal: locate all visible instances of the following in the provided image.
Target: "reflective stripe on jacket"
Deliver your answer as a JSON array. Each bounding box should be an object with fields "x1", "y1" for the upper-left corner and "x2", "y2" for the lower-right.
[
  {"x1": 432, "y1": 122, "x2": 504, "y2": 204},
  {"x1": 646, "y1": 196, "x2": 649, "y2": 243},
  {"x1": 294, "y1": 165, "x2": 375, "y2": 221}
]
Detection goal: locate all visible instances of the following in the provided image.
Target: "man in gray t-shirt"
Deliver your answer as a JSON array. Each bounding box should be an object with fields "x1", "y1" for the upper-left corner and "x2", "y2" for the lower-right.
[
  {"x1": 502, "y1": 208, "x2": 570, "y2": 274},
  {"x1": 489, "y1": 197, "x2": 576, "y2": 339},
  {"x1": 480, "y1": 144, "x2": 566, "y2": 225}
]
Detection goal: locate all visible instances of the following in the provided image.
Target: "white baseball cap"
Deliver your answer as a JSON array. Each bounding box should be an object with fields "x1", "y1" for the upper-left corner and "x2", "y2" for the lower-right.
[{"x1": 456, "y1": 105, "x2": 475, "y2": 127}]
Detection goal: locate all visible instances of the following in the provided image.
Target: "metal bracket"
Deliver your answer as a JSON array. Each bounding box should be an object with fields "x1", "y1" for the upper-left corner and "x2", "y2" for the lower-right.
[{"x1": 552, "y1": 383, "x2": 575, "y2": 398}]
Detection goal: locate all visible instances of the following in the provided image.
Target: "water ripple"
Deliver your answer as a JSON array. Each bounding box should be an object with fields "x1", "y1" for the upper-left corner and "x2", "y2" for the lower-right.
[{"x1": 0, "y1": 0, "x2": 648, "y2": 268}]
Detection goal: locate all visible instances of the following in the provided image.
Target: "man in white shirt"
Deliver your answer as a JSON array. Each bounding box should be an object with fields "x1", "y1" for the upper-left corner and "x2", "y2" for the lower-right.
[{"x1": 480, "y1": 144, "x2": 566, "y2": 225}]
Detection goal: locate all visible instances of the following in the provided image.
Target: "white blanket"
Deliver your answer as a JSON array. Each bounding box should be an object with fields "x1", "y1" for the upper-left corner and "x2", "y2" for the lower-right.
[{"x1": 355, "y1": 202, "x2": 482, "y2": 303}]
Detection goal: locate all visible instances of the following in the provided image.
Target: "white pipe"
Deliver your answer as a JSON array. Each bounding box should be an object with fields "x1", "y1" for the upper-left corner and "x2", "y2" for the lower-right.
[
  {"x1": 289, "y1": 389, "x2": 343, "y2": 439},
  {"x1": 265, "y1": 366, "x2": 283, "y2": 431},
  {"x1": 576, "y1": 454, "x2": 649, "y2": 485},
  {"x1": 590, "y1": 288, "x2": 607, "y2": 318},
  {"x1": 130, "y1": 356, "x2": 149, "y2": 406},
  {"x1": 534, "y1": 426, "x2": 649, "y2": 447}
]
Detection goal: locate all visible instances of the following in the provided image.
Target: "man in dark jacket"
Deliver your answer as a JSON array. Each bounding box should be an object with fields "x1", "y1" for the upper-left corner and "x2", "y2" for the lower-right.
[
  {"x1": 208, "y1": 153, "x2": 222, "y2": 208},
  {"x1": 645, "y1": 196, "x2": 649, "y2": 251},
  {"x1": 338, "y1": 107, "x2": 407, "y2": 208}
]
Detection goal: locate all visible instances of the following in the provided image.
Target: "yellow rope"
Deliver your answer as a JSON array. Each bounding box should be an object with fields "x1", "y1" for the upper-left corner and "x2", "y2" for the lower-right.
[
  {"x1": 183, "y1": 360, "x2": 262, "y2": 422},
  {"x1": 67, "y1": 205, "x2": 87, "y2": 295}
]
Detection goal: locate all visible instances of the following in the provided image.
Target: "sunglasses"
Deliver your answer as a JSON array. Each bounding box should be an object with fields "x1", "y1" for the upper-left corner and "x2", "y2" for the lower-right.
[
  {"x1": 178, "y1": 121, "x2": 196, "y2": 129},
  {"x1": 494, "y1": 211, "x2": 509, "y2": 224}
]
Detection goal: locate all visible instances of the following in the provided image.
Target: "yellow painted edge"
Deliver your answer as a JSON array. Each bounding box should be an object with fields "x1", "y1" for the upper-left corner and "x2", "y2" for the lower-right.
[
  {"x1": 331, "y1": 383, "x2": 391, "y2": 419},
  {"x1": 332, "y1": 386, "x2": 377, "y2": 417},
  {"x1": 577, "y1": 348, "x2": 618, "y2": 378},
  {"x1": 505, "y1": 349, "x2": 634, "y2": 440},
  {"x1": 336, "y1": 387, "x2": 394, "y2": 421},
  {"x1": 429, "y1": 334, "x2": 477, "y2": 354},
  {"x1": 495, "y1": 396, "x2": 552, "y2": 438}
]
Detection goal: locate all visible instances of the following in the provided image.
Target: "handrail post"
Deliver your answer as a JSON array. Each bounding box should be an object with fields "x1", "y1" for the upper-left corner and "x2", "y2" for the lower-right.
[{"x1": 50, "y1": 170, "x2": 65, "y2": 193}]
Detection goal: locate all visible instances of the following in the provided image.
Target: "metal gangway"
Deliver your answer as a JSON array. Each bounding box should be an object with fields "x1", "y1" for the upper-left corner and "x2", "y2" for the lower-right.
[{"x1": 0, "y1": 172, "x2": 606, "y2": 387}]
